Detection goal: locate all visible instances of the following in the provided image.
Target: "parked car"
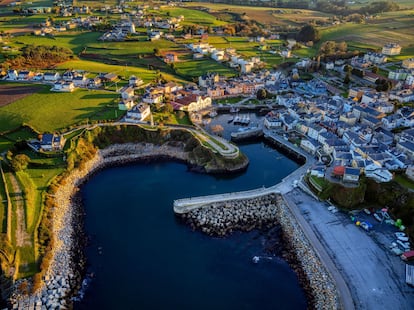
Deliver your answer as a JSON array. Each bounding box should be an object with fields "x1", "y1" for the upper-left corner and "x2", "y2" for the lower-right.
[{"x1": 395, "y1": 232, "x2": 409, "y2": 242}]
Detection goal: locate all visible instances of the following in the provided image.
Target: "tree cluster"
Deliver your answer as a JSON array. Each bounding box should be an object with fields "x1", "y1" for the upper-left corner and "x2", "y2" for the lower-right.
[
  {"x1": 315, "y1": 0, "x2": 399, "y2": 15},
  {"x1": 296, "y1": 24, "x2": 320, "y2": 43},
  {"x1": 2, "y1": 45, "x2": 73, "y2": 70}
]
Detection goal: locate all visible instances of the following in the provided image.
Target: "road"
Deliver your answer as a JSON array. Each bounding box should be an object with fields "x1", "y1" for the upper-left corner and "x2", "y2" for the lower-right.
[{"x1": 286, "y1": 189, "x2": 414, "y2": 310}]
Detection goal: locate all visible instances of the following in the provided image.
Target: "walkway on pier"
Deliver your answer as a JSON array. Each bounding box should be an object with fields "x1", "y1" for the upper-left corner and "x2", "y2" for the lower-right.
[{"x1": 174, "y1": 129, "x2": 316, "y2": 213}]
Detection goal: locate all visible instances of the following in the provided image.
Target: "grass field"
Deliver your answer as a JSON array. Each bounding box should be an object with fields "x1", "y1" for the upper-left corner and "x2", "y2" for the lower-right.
[
  {"x1": 10, "y1": 32, "x2": 101, "y2": 54},
  {"x1": 319, "y1": 10, "x2": 414, "y2": 49},
  {"x1": 174, "y1": 58, "x2": 236, "y2": 79},
  {"x1": 0, "y1": 84, "x2": 119, "y2": 133},
  {"x1": 158, "y1": 6, "x2": 228, "y2": 27},
  {"x1": 56, "y1": 59, "x2": 157, "y2": 83}
]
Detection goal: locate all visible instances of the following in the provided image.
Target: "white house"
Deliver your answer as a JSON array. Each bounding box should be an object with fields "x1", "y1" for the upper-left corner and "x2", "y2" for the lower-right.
[
  {"x1": 6, "y1": 69, "x2": 18, "y2": 80},
  {"x1": 171, "y1": 94, "x2": 211, "y2": 112},
  {"x1": 52, "y1": 81, "x2": 75, "y2": 92},
  {"x1": 73, "y1": 75, "x2": 88, "y2": 87},
  {"x1": 343, "y1": 167, "x2": 360, "y2": 183},
  {"x1": 43, "y1": 72, "x2": 60, "y2": 82},
  {"x1": 125, "y1": 103, "x2": 151, "y2": 122},
  {"x1": 120, "y1": 86, "x2": 134, "y2": 100},
  {"x1": 300, "y1": 138, "x2": 319, "y2": 155},
  {"x1": 118, "y1": 99, "x2": 135, "y2": 111}
]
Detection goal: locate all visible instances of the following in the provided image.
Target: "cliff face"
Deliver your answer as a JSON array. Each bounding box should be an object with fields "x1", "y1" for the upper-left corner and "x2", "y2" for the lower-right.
[{"x1": 71, "y1": 125, "x2": 249, "y2": 174}]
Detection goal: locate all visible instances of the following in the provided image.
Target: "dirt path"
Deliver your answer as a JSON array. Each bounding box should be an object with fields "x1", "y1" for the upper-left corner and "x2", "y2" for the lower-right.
[{"x1": 6, "y1": 172, "x2": 31, "y2": 247}]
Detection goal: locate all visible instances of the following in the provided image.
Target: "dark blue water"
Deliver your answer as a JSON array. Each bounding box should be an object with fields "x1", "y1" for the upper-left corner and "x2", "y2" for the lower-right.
[{"x1": 76, "y1": 142, "x2": 306, "y2": 310}]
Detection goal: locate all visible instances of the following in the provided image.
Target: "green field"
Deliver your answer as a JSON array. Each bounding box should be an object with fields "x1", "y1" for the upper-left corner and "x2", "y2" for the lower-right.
[
  {"x1": 0, "y1": 84, "x2": 119, "y2": 133},
  {"x1": 158, "y1": 6, "x2": 228, "y2": 27},
  {"x1": 10, "y1": 32, "x2": 101, "y2": 54},
  {"x1": 174, "y1": 58, "x2": 236, "y2": 79},
  {"x1": 56, "y1": 59, "x2": 157, "y2": 83}
]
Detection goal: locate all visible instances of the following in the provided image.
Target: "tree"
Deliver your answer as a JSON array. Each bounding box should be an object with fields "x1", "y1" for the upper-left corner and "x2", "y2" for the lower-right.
[
  {"x1": 256, "y1": 88, "x2": 267, "y2": 100},
  {"x1": 11, "y1": 154, "x2": 30, "y2": 172},
  {"x1": 297, "y1": 24, "x2": 320, "y2": 43},
  {"x1": 344, "y1": 72, "x2": 351, "y2": 84},
  {"x1": 372, "y1": 66, "x2": 379, "y2": 74}
]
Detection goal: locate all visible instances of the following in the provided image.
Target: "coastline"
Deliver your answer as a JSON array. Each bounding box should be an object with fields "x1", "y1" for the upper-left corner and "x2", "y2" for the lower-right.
[
  {"x1": 10, "y1": 141, "x2": 337, "y2": 309},
  {"x1": 9, "y1": 143, "x2": 196, "y2": 309}
]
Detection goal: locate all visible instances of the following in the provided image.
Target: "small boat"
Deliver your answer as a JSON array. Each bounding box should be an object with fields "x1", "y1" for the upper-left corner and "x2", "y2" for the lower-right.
[
  {"x1": 227, "y1": 116, "x2": 234, "y2": 123},
  {"x1": 230, "y1": 107, "x2": 240, "y2": 113},
  {"x1": 209, "y1": 110, "x2": 218, "y2": 118},
  {"x1": 252, "y1": 256, "x2": 260, "y2": 263}
]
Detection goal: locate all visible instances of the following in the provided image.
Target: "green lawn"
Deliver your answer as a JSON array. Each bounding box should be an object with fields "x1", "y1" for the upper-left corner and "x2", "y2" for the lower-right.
[
  {"x1": 56, "y1": 59, "x2": 157, "y2": 83},
  {"x1": 158, "y1": 6, "x2": 227, "y2": 27},
  {"x1": 0, "y1": 84, "x2": 119, "y2": 133},
  {"x1": 174, "y1": 58, "x2": 236, "y2": 79},
  {"x1": 10, "y1": 32, "x2": 102, "y2": 54}
]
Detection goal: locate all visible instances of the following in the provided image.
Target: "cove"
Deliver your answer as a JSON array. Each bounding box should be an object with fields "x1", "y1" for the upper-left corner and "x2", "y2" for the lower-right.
[{"x1": 75, "y1": 142, "x2": 306, "y2": 310}]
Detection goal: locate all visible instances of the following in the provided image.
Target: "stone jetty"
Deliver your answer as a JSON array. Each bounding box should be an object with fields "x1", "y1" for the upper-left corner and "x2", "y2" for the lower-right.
[
  {"x1": 177, "y1": 193, "x2": 339, "y2": 310},
  {"x1": 10, "y1": 143, "x2": 190, "y2": 309}
]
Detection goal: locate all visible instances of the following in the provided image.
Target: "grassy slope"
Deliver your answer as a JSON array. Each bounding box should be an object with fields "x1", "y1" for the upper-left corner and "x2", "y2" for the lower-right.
[{"x1": 0, "y1": 84, "x2": 118, "y2": 133}]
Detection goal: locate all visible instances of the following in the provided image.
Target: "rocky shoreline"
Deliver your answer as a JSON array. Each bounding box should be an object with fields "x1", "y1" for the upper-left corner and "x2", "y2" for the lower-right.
[
  {"x1": 9, "y1": 143, "x2": 194, "y2": 309},
  {"x1": 178, "y1": 193, "x2": 340, "y2": 310}
]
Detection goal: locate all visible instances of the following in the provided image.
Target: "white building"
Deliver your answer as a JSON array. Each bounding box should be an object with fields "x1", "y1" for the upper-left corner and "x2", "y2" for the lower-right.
[{"x1": 125, "y1": 103, "x2": 151, "y2": 122}]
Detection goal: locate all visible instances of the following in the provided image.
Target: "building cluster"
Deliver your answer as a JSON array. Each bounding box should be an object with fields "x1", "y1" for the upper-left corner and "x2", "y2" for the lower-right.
[
  {"x1": 263, "y1": 80, "x2": 414, "y2": 184},
  {"x1": 187, "y1": 42, "x2": 262, "y2": 73}
]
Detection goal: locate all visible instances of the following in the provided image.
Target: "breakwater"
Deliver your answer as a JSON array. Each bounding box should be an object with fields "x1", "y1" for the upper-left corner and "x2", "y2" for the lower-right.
[{"x1": 177, "y1": 193, "x2": 339, "y2": 310}]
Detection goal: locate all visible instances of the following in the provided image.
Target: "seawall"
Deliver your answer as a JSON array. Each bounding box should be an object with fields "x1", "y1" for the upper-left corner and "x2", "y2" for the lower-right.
[{"x1": 176, "y1": 193, "x2": 339, "y2": 309}]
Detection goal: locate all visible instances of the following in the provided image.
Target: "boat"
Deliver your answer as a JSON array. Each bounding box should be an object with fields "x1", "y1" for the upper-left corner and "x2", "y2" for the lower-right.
[
  {"x1": 231, "y1": 126, "x2": 263, "y2": 141},
  {"x1": 252, "y1": 256, "x2": 260, "y2": 263},
  {"x1": 227, "y1": 116, "x2": 234, "y2": 123},
  {"x1": 234, "y1": 115, "x2": 250, "y2": 125},
  {"x1": 230, "y1": 107, "x2": 240, "y2": 113},
  {"x1": 209, "y1": 110, "x2": 218, "y2": 118}
]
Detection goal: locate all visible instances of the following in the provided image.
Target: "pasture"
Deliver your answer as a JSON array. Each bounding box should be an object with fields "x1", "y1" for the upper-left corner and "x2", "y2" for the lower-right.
[{"x1": 0, "y1": 84, "x2": 118, "y2": 133}]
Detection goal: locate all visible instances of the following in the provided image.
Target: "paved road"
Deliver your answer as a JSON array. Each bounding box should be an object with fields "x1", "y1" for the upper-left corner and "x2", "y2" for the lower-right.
[{"x1": 287, "y1": 189, "x2": 414, "y2": 310}]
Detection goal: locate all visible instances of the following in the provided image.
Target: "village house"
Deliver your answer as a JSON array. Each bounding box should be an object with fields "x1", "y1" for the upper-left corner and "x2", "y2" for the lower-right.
[
  {"x1": 300, "y1": 138, "x2": 319, "y2": 155},
  {"x1": 171, "y1": 94, "x2": 211, "y2": 112},
  {"x1": 6, "y1": 69, "x2": 18, "y2": 80},
  {"x1": 40, "y1": 133, "x2": 66, "y2": 151},
  {"x1": 73, "y1": 75, "x2": 88, "y2": 87},
  {"x1": 164, "y1": 52, "x2": 178, "y2": 63},
  {"x1": 118, "y1": 98, "x2": 135, "y2": 111},
  {"x1": 125, "y1": 103, "x2": 151, "y2": 122},
  {"x1": 52, "y1": 81, "x2": 75, "y2": 92},
  {"x1": 343, "y1": 167, "x2": 360, "y2": 183},
  {"x1": 43, "y1": 72, "x2": 60, "y2": 82},
  {"x1": 129, "y1": 75, "x2": 144, "y2": 87},
  {"x1": 264, "y1": 112, "x2": 282, "y2": 129},
  {"x1": 18, "y1": 70, "x2": 34, "y2": 80},
  {"x1": 402, "y1": 58, "x2": 414, "y2": 69},
  {"x1": 88, "y1": 77, "x2": 102, "y2": 89},
  {"x1": 382, "y1": 43, "x2": 401, "y2": 55},
  {"x1": 120, "y1": 86, "x2": 134, "y2": 100}
]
